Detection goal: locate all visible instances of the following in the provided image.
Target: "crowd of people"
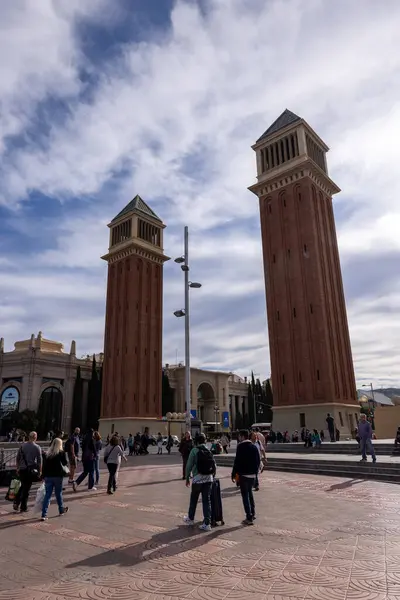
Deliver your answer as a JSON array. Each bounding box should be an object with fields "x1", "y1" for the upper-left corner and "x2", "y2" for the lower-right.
[{"x1": 7, "y1": 412, "x2": 381, "y2": 526}]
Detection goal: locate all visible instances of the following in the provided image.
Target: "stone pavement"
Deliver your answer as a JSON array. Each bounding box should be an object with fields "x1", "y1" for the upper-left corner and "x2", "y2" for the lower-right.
[{"x1": 1, "y1": 454, "x2": 400, "y2": 600}]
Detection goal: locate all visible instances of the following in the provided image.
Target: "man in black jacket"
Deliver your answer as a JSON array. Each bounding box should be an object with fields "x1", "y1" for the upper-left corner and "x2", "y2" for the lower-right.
[{"x1": 231, "y1": 430, "x2": 260, "y2": 525}]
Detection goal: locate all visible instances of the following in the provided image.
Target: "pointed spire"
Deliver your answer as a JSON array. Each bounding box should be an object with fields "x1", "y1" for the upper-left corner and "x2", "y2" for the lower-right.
[
  {"x1": 257, "y1": 109, "x2": 301, "y2": 143},
  {"x1": 111, "y1": 194, "x2": 162, "y2": 224},
  {"x1": 70, "y1": 340, "x2": 76, "y2": 356}
]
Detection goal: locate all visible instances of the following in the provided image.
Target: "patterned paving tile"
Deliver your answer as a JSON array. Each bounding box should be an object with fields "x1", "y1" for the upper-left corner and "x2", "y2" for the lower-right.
[{"x1": 2, "y1": 461, "x2": 400, "y2": 600}]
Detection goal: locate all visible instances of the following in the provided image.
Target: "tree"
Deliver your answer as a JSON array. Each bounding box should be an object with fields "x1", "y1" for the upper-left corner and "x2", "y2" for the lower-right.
[
  {"x1": 5, "y1": 409, "x2": 39, "y2": 437},
  {"x1": 162, "y1": 370, "x2": 174, "y2": 415},
  {"x1": 247, "y1": 375, "x2": 256, "y2": 426},
  {"x1": 86, "y1": 355, "x2": 102, "y2": 430},
  {"x1": 71, "y1": 366, "x2": 83, "y2": 433}
]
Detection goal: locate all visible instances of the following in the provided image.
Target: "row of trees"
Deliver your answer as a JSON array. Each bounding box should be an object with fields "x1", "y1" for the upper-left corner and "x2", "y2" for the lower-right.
[{"x1": 71, "y1": 355, "x2": 102, "y2": 432}]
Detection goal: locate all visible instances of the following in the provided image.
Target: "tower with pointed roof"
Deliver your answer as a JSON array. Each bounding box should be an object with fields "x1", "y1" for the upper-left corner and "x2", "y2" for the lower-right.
[
  {"x1": 249, "y1": 110, "x2": 358, "y2": 437},
  {"x1": 99, "y1": 195, "x2": 169, "y2": 432}
]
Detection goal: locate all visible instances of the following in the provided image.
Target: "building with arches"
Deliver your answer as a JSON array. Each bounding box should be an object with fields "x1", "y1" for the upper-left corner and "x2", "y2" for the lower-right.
[
  {"x1": 164, "y1": 364, "x2": 249, "y2": 433},
  {"x1": 0, "y1": 332, "x2": 102, "y2": 437}
]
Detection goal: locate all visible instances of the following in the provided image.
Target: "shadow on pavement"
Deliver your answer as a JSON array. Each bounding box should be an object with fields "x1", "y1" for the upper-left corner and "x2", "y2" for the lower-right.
[
  {"x1": 67, "y1": 524, "x2": 243, "y2": 569},
  {"x1": 326, "y1": 479, "x2": 365, "y2": 491}
]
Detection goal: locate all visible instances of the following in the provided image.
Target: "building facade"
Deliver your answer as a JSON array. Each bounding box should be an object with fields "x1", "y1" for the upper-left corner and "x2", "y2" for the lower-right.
[
  {"x1": 0, "y1": 332, "x2": 102, "y2": 437},
  {"x1": 249, "y1": 109, "x2": 359, "y2": 437},
  {"x1": 99, "y1": 195, "x2": 169, "y2": 436},
  {"x1": 164, "y1": 364, "x2": 249, "y2": 432}
]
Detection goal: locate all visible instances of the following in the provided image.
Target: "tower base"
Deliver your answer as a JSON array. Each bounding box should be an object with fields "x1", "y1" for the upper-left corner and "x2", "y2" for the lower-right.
[
  {"x1": 271, "y1": 403, "x2": 360, "y2": 440},
  {"x1": 98, "y1": 417, "x2": 186, "y2": 440}
]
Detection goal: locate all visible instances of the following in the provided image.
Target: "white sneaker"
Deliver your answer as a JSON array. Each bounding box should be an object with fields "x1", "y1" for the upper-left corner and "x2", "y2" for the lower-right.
[
  {"x1": 90, "y1": 487, "x2": 97, "y2": 491},
  {"x1": 183, "y1": 516, "x2": 194, "y2": 525},
  {"x1": 199, "y1": 523, "x2": 212, "y2": 532}
]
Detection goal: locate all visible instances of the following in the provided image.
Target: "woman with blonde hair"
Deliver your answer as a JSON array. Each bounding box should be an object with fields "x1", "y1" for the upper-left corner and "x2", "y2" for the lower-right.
[{"x1": 41, "y1": 437, "x2": 69, "y2": 521}]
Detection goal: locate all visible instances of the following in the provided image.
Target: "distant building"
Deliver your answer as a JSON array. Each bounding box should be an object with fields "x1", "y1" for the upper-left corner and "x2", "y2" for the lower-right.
[
  {"x1": 164, "y1": 364, "x2": 249, "y2": 432},
  {"x1": 0, "y1": 332, "x2": 102, "y2": 436}
]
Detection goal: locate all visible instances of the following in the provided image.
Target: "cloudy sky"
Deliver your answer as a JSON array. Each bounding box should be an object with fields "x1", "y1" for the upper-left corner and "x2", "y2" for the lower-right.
[{"x1": 0, "y1": 0, "x2": 399, "y2": 388}]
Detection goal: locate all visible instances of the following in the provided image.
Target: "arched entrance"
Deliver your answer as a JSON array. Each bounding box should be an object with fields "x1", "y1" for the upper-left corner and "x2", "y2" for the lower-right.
[
  {"x1": 197, "y1": 382, "x2": 218, "y2": 428},
  {"x1": 37, "y1": 386, "x2": 63, "y2": 438}
]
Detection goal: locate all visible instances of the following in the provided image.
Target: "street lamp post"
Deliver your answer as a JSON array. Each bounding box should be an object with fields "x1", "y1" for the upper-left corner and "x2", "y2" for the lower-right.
[
  {"x1": 362, "y1": 383, "x2": 375, "y2": 409},
  {"x1": 173, "y1": 226, "x2": 202, "y2": 434}
]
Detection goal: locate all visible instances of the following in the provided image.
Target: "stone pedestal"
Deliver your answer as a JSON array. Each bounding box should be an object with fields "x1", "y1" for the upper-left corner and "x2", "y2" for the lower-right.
[{"x1": 272, "y1": 403, "x2": 360, "y2": 439}]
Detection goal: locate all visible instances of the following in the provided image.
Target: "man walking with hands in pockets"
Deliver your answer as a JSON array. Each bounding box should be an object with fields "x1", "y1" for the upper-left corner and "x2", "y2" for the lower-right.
[{"x1": 232, "y1": 429, "x2": 260, "y2": 525}]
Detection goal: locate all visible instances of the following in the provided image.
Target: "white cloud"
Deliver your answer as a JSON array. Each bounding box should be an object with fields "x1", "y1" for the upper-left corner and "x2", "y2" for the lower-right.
[{"x1": 0, "y1": 0, "x2": 400, "y2": 385}]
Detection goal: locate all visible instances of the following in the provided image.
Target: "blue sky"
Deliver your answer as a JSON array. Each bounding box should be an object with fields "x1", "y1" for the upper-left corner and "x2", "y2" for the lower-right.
[{"x1": 0, "y1": 0, "x2": 400, "y2": 387}]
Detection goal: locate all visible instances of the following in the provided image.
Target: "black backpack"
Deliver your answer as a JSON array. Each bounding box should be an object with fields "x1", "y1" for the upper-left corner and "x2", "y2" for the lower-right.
[{"x1": 196, "y1": 446, "x2": 215, "y2": 475}]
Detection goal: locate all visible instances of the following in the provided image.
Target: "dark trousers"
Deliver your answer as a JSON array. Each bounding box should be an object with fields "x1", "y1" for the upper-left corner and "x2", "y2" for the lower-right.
[
  {"x1": 188, "y1": 482, "x2": 212, "y2": 525},
  {"x1": 14, "y1": 469, "x2": 33, "y2": 511},
  {"x1": 76, "y1": 459, "x2": 95, "y2": 489},
  {"x1": 182, "y1": 455, "x2": 189, "y2": 478},
  {"x1": 329, "y1": 429, "x2": 335, "y2": 442},
  {"x1": 239, "y1": 476, "x2": 255, "y2": 520},
  {"x1": 107, "y1": 463, "x2": 118, "y2": 492}
]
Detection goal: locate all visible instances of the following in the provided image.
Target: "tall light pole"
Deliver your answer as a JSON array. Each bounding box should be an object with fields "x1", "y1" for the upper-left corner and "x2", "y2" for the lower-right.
[
  {"x1": 362, "y1": 383, "x2": 375, "y2": 409},
  {"x1": 173, "y1": 226, "x2": 201, "y2": 434}
]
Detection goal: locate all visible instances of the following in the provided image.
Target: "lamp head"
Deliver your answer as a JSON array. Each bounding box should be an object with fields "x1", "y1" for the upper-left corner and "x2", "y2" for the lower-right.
[
  {"x1": 173, "y1": 309, "x2": 186, "y2": 318},
  {"x1": 174, "y1": 256, "x2": 185, "y2": 264},
  {"x1": 189, "y1": 282, "x2": 202, "y2": 288}
]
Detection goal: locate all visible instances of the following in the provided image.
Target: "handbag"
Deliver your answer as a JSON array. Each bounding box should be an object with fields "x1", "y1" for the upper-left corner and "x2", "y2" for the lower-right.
[
  {"x1": 5, "y1": 477, "x2": 21, "y2": 502},
  {"x1": 104, "y1": 445, "x2": 117, "y2": 465},
  {"x1": 61, "y1": 463, "x2": 70, "y2": 475}
]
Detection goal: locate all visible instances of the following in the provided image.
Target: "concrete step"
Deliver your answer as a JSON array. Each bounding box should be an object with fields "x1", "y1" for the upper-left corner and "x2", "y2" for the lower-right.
[
  {"x1": 266, "y1": 443, "x2": 396, "y2": 455},
  {"x1": 215, "y1": 454, "x2": 400, "y2": 482}
]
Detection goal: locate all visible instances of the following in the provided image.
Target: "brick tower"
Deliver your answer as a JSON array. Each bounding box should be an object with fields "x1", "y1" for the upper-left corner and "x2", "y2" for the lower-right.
[
  {"x1": 99, "y1": 195, "x2": 169, "y2": 436},
  {"x1": 249, "y1": 110, "x2": 359, "y2": 437}
]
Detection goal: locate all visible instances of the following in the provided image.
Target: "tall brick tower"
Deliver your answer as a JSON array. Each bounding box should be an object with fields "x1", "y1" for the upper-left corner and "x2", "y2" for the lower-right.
[
  {"x1": 99, "y1": 195, "x2": 169, "y2": 436},
  {"x1": 249, "y1": 110, "x2": 359, "y2": 437}
]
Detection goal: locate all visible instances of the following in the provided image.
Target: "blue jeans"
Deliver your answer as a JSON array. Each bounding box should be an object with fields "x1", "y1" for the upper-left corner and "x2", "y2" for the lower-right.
[
  {"x1": 239, "y1": 476, "x2": 255, "y2": 520},
  {"x1": 42, "y1": 476, "x2": 65, "y2": 517},
  {"x1": 361, "y1": 438, "x2": 376, "y2": 460},
  {"x1": 94, "y1": 457, "x2": 100, "y2": 485},
  {"x1": 76, "y1": 459, "x2": 95, "y2": 489},
  {"x1": 188, "y1": 482, "x2": 212, "y2": 525}
]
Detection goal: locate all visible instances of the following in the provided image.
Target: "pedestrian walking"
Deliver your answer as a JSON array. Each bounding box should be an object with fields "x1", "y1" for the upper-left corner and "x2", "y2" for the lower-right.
[
  {"x1": 40, "y1": 438, "x2": 69, "y2": 521},
  {"x1": 178, "y1": 432, "x2": 194, "y2": 480},
  {"x1": 231, "y1": 429, "x2": 260, "y2": 526},
  {"x1": 93, "y1": 431, "x2": 102, "y2": 486},
  {"x1": 73, "y1": 429, "x2": 97, "y2": 492},
  {"x1": 220, "y1": 433, "x2": 229, "y2": 454},
  {"x1": 13, "y1": 431, "x2": 42, "y2": 513},
  {"x1": 104, "y1": 435, "x2": 127, "y2": 494},
  {"x1": 156, "y1": 432, "x2": 163, "y2": 455},
  {"x1": 166, "y1": 434, "x2": 173, "y2": 454},
  {"x1": 128, "y1": 433, "x2": 134, "y2": 456},
  {"x1": 65, "y1": 427, "x2": 80, "y2": 484},
  {"x1": 250, "y1": 430, "x2": 263, "y2": 491},
  {"x1": 358, "y1": 413, "x2": 376, "y2": 463},
  {"x1": 326, "y1": 413, "x2": 335, "y2": 442},
  {"x1": 183, "y1": 433, "x2": 216, "y2": 531}
]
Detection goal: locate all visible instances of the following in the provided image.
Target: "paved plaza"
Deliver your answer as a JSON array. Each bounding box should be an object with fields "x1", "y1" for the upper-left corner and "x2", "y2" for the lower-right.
[{"x1": 1, "y1": 454, "x2": 400, "y2": 600}]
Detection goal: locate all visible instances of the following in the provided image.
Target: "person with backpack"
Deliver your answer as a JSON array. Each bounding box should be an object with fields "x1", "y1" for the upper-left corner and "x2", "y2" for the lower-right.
[
  {"x1": 65, "y1": 427, "x2": 80, "y2": 484},
  {"x1": 183, "y1": 434, "x2": 216, "y2": 531},
  {"x1": 178, "y1": 431, "x2": 194, "y2": 480}
]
